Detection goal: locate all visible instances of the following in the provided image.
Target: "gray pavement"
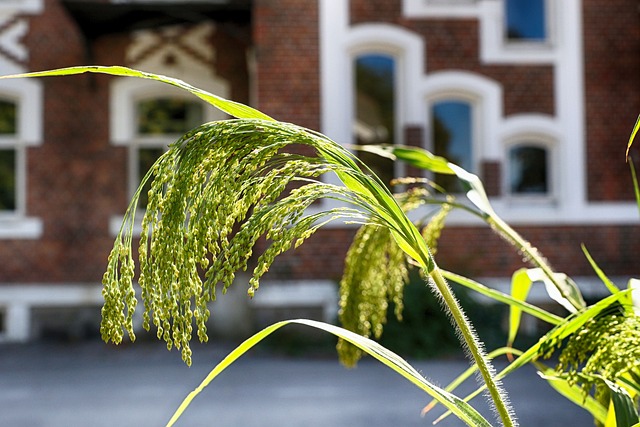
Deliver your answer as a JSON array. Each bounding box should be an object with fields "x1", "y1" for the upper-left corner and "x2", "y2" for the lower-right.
[{"x1": 0, "y1": 340, "x2": 592, "y2": 426}]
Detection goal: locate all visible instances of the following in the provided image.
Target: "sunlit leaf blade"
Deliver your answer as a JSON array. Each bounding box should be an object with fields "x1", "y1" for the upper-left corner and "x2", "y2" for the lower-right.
[
  {"x1": 627, "y1": 114, "x2": 640, "y2": 161},
  {"x1": 0, "y1": 65, "x2": 274, "y2": 121},
  {"x1": 357, "y1": 144, "x2": 456, "y2": 175},
  {"x1": 606, "y1": 379, "x2": 640, "y2": 427},
  {"x1": 581, "y1": 244, "x2": 620, "y2": 294},
  {"x1": 166, "y1": 319, "x2": 493, "y2": 427},
  {"x1": 508, "y1": 269, "x2": 534, "y2": 347},
  {"x1": 442, "y1": 270, "x2": 562, "y2": 326},
  {"x1": 525, "y1": 268, "x2": 581, "y2": 313},
  {"x1": 363, "y1": 145, "x2": 494, "y2": 216}
]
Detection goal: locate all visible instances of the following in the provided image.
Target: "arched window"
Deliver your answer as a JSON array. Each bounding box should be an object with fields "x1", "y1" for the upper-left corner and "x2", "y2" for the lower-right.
[
  {"x1": 353, "y1": 53, "x2": 396, "y2": 186},
  {"x1": 508, "y1": 144, "x2": 549, "y2": 195},
  {"x1": 505, "y1": 0, "x2": 547, "y2": 42},
  {"x1": 431, "y1": 99, "x2": 473, "y2": 192}
]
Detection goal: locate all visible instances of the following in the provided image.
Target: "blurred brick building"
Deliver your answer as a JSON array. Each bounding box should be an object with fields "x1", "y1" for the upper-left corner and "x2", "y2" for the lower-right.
[{"x1": 0, "y1": 0, "x2": 638, "y2": 341}]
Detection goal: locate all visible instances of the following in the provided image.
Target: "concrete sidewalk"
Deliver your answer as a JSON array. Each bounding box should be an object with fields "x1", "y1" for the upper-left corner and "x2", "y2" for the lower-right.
[{"x1": 0, "y1": 340, "x2": 592, "y2": 426}]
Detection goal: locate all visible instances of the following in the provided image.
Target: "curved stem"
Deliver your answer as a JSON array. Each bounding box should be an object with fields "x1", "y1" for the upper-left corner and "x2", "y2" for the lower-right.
[
  {"x1": 486, "y1": 215, "x2": 583, "y2": 311},
  {"x1": 427, "y1": 265, "x2": 517, "y2": 427}
]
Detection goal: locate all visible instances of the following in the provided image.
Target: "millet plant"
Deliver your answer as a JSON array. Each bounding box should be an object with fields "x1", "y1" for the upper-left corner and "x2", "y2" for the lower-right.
[{"x1": 3, "y1": 66, "x2": 639, "y2": 427}]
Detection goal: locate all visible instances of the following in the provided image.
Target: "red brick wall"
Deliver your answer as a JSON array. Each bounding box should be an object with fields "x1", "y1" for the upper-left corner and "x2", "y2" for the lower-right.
[
  {"x1": 253, "y1": 0, "x2": 320, "y2": 130},
  {"x1": 583, "y1": 0, "x2": 640, "y2": 201},
  {"x1": 0, "y1": 0, "x2": 128, "y2": 283},
  {"x1": 0, "y1": 1, "x2": 252, "y2": 284},
  {"x1": 436, "y1": 224, "x2": 640, "y2": 279}
]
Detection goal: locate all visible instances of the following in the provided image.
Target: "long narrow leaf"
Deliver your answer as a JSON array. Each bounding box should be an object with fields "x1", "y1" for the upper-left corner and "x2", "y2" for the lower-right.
[
  {"x1": 380, "y1": 144, "x2": 585, "y2": 311},
  {"x1": 508, "y1": 269, "x2": 535, "y2": 347},
  {"x1": 167, "y1": 319, "x2": 493, "y2": 427},
  {"x1": 606, "y1": 379, "x2": 640, "y2": 427},
  {"x1": 0, "y1": 65, "x2": 274, "y2": 121},
  {"x1": 422, "y1": 347, "x2": 523, "y2": 418},
  {"x1": 581, "y1": 244, "x2": 620, "y2": 294},
  {"x1": 627, "y1": 114, "x2": 640, "y2": 161},
  {"x1": 434, "y1": 291, "x2": 632, "y2": 424},
  {"x1": 442, "y1": 270, "x2": 563, "y2": 326}
]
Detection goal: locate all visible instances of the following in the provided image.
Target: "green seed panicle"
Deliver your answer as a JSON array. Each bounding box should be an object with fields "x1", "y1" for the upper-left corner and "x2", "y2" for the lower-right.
[{"x1": 100, "y1": 119, "x2": 375, "y2": 364}]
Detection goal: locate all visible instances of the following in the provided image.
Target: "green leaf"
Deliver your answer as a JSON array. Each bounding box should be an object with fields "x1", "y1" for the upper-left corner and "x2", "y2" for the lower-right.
[
  {"x1": 582, "y1": 244, "x2": 620, "y2": 294},
  {"x1": 627, "y1": 114, "x2": 640, "y2": 161},
  {"x1": 358, "y1": 144, "x2": 456, "y2": 175},
  {"x1": 0, "y1": 65, "x2": 274, "y2": 121},
  {"x1": 442, "y1": 270, "x2": 562, "y2": 326},
  {"x1": 508, "y1": 268, "x2": 536, "y2": 347},
  {"x1": 606, "y1": 379, "x2": 640, "y2": 427},
  {"x1": 422, "y1": 347, "x2": 522, "y2": 418},
  {"x1": 526, "y1": 267, "x2": 583, "y2": 313},
  {"x1": 436, "y1": 291, "x2": 633, "y2": 425},
  {"x1": 166, "y1": 319, "x2": 493, "y2": 427}
]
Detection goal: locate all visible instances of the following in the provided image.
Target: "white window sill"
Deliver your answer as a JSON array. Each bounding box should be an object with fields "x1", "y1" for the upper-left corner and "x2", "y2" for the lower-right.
[{"x1": 0, "y1": 217, "x2": 42, "y2": 239}]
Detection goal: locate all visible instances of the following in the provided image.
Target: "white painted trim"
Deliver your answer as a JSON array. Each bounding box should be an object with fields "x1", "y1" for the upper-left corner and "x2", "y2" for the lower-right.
[
  {"x1": 0, "y1": 283, "x2": 102, "y2": 342},
  {"x1": 421, "y1": 70, "x2": 503, "y2": 162},
  {"x1": 249, "y1": 280, "x2": 338, "y2": 323},
  {"x1": 480, "y1": 0, "x2": 558, "y2": 64},
  {"x1": 403, "y1": 0, "x2": 482, "y2": 18},
  {"x1": 0, "y1": 0, "x2": 42, "y2": 14},
  {"x1": 0, "y1": 216, "x2": 42, "y2": 239}
]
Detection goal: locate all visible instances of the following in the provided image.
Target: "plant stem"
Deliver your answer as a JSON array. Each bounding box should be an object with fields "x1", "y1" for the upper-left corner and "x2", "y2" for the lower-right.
[
  {"x1": 486, "y1": 215, "x2": 583, "y2": 311},
  {"x1": 428, "y1": 265, "x2": 516, "y2": 427}
]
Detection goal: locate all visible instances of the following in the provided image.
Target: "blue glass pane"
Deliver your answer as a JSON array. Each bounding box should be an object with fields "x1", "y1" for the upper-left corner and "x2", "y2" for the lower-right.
[
  {"x1": 354, "y1": 54, "x2": 395, "y2": 185},
  {"x1": 506, "y1": 0, "x2": 546, "y2": 41},
  {"x1": 432, "y1": 101, "x2": 472, "y2": 192}
]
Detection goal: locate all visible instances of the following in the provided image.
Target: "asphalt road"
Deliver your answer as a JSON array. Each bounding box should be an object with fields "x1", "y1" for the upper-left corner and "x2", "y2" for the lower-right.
[{"x1": 0, "y1": 340, "x2": 593, "y2": 427}]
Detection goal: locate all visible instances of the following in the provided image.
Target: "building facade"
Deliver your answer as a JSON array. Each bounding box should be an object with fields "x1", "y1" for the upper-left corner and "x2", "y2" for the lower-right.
[{"x1": 0, "y1": 0, "x2": 638, "y2": 341}]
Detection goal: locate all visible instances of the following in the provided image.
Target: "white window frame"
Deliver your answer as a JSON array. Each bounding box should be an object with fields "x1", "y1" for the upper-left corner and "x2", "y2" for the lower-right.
[
  {"x1": 499, "y1": 114, "x2": 560, "y2": 206},
  {"x1": 0, "y1": 74, "x2": 43, "y2": 239},
  {"x1": 504, "y1": 137, "x2": 556, "y2": 203}
]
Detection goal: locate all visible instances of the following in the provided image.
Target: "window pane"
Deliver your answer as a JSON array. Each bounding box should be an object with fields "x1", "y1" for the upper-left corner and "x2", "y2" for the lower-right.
[
  {"x1": 137, "y1": 98, "x2": 204, "y2": 135},
  {"x1": 354, "y1": 54, "x2": 395, "y2": 186},
  {"x1": 0, "y1": 149, "x2": 16, "y2": 211},
  {"x1": 505, "y1": 0, "x2": 546, "y2": 41},
  {"x1": 432, "y1": 100, "x2": 472, "y2": 192},
  {"x1": 509, "y1": 145, "x2": 548, "y2": 194},
  {"x1": 137, "y1": 147, "x2": 164, "y2": 208},
  {"x1": 0, "y1": 100, "x2": 17, "y2": 135}
]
